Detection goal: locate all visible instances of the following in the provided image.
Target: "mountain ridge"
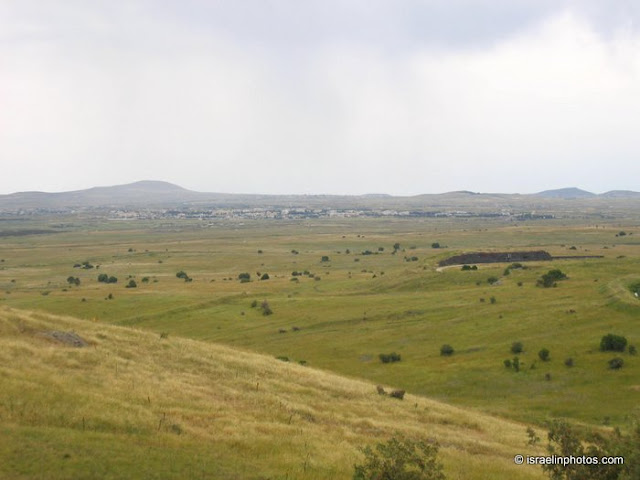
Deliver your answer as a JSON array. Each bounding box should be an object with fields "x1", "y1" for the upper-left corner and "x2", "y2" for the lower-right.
[{"x1": 1, "y1": 180, "x2": 638, "y2": 210}]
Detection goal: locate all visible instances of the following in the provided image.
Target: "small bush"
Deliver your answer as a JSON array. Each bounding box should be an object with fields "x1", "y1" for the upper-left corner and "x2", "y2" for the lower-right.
[
  {"x1": 487, "y1": 276, "x2": 499, "y2": 285},
  {"x1": 389, "y1": 390, "x2": 406, "y2": 400},
  {"x1": 67, "y1": 276, "x2": 81, "y2": 286},
  {"x1": 321, "y1": 255, "x2": 330, "y2": 262},
  {"x1": 564, "y1": 357, "x2": 574, "y2": 367},
  {"x1": 176, "y1": 271, "x2": 188, "y2": 279},
  {"x1": 600, "y1": 334, "x2": 627, "y2": 352},
  {"x1": 511, "y1": 341, "x2": 524, "y2": 354},
  {"x1": 440, "y1": 344, "x2": 454, "y2": 356},
  {"x1": 538, "y1": 348, "x2": 550, "y2": 362},
  {"x1": 504, "y1": 359, "x2": 512, "y2": 368},
  {"x1": 489, "y1": 296, "x2": 496, "y2": 304},
  {"x1": 250, "y1": 300, "x2": 258, "y2": 308},
  {"x1": 379, "y1": 352, "x2": 401, "y2": 364},
  {"x1": 461, "y1": 265, "x2": 472, "y2": 271},
  {"x1": 353, "y1": 434, "x2": 444, "y2": 480},
  {"x1": 376, "y1": 385, "x2": 386, "y2": 395},
  {"x1": 537, "y1": 269, "x2": 567, "y2": 288},
  {"x1": 276, "y1": 356, "x2": 289, "y2": 362},
  {"x1": 431, "y1": 242, "x2": 441, "y2": 249},
  {"x1": 629, "y1": 345, "x2": 637, "y2": 355},
  {"x1": 512, "y1": 357, "x2": 520, "y2": 372},
  {"x1": 608, "y1": 357, "x2": 624, "y2": 369},
  {"x1": 261, "y1": 300, "x2": 273, "y2": 316},
  {"x1": 260, "y1": 273, "x2": 270, "y2": 280},
  {"x1": 125, "y1": 279, "x2": 137, "y2": 288},
  {"x1": 238, "y1": 272, "x2": 251, "y2": 282}
]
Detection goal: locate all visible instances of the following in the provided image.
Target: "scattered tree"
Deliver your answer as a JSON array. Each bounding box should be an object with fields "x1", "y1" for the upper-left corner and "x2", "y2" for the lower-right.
[
  {"x1": 537, "y1": 269, "x2": 567, "y2": 288},
  {"x1": 600, "y1": 334, "x2": 628, "y2": 352},
  {"x1": 353, "y1": 434, "x2": 445, "y2": 480},
  {"x1": 379, "y1": 352, "x2": 402, "y2": 364},
  {"x1": 538, "y1": 348, "x2": 550, "y2": 362},
  {"x1": 440, "y1": 344, "x2": 454, "y2": 356},
  {"x1": 608, "y1": 357, "x2": 624, "y2": 370}
]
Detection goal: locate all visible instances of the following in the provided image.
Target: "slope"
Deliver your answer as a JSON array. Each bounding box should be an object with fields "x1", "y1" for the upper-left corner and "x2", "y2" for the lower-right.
[{"x1": 0, "y1": 306, "x2": 545, "y2": 480}]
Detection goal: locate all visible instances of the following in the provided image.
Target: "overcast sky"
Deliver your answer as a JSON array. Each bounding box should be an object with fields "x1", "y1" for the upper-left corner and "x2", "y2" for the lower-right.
[{"x1": 1, "y1": 1, "x2": 639, "y2": 195}]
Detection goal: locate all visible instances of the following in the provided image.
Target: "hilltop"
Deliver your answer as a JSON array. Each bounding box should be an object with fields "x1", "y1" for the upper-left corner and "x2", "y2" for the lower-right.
[
  {"x1": 0, "y1": 306, "x2": 544, "y2": 479},
  {"x1": 1, "y1": 181, "x2": 639, "y2": 213}
]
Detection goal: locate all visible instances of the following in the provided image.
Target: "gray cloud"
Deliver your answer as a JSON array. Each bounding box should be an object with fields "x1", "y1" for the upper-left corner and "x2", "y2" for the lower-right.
[{"x1": 1, "y1": 1, "x2": 639, "y2": 194}]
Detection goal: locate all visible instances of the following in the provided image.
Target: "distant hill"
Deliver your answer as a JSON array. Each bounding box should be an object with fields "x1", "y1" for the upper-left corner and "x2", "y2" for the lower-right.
[
  {"x1": 534, "y1": 187, "x2": 596, "y2": 199},
  {"x1": 0, "y1": 181, "x2": 638, "y2": 212},
  {"x1": 0, "y1": 180, "x2": 205, "y2": 209},
  {"x1": 600, "y1": 190, "x2": 640, "y2": 199}
]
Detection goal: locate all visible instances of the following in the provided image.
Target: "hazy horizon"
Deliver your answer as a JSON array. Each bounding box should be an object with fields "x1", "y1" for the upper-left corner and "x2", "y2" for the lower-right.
[
  {"x1": 2, "y1": 1, "x2": 640, "y2": 196},
  {"x1": 2, "y1": 178, "x2": 636, "y2": 197}
]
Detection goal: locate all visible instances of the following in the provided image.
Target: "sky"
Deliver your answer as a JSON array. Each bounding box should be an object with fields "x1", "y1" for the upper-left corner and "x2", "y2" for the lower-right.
[{"x1": 1, "y1": 0, "x2": 639, "y2": 195}]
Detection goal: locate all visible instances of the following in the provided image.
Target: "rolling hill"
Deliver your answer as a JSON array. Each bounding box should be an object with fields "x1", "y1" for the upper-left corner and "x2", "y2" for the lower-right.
[{"x1": 0, "y1": 306, "x2": 545, "y2": 479}]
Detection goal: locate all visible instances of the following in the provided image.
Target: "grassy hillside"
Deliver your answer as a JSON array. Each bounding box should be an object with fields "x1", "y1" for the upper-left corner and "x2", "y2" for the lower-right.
[
  {"x1": 0, "y1": 306, "x2": 546, "y2": 479},
  {"x1": 1, "y1": 217, "x2": 638, "y2": 429}
]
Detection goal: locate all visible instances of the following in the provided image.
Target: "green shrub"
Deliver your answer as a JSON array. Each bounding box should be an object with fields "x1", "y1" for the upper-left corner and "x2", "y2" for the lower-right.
[
  {"x1": 250, "y1": 300, "x2": 258, "y2": 308},
  {"x1": 431, "y1": 242, "x2": 441, "y2": 249},
  {"x1": 125, "y1": 279, "x2": 137, "y2": 288},
  {"x1": 379, "y1": 352, "x2": 401, "y2": 364},
  {"x1": 629, "y1": 345, "x2": 637, "y2": 355},
  {"x1": 538, "y1": 348, "x2": 550, "y2": 362},
  {"x1": 511, "y1": 341, "x2": 524, "y2": 354},
  {"x1": 600, "y1": 334, "x2": 627, "y2": 352},
  {"x1": 512, "y1": 357, "x2": 520, "y2": 372},
  {"x1": 564, "y1": 357, "x2": 574, "y2": 367},
  {"x1": 440, "y1": 344, "x2": 454, "y2": 356},
  {"x1": 537, "y1": 269, "x2": 567, "y2": 288},
  {"x1": 260, "y1": 273, "x2": 270, "y2": 280},
  {"x1": 176, "y1": 271, "x2": 188, "y2": 279},
  {"x1": 98, "y1": 273, "x2": 109, "y2": 283},
  {"x1": 504, "y1": 359, "x2": 512, "y2": 368},
  {"x1": 537, "y1": 420, "x2": 629, "y2": 480},
  {"x1": 261, "y1": 300, "x2": 273, "y2": 316},
  {"x1": 353, "y1": 434, "x2": 445, "y2": 480},
  {"x1": 321, "y1": 255, "x2": 330, "y2": 262},
  {"x1": 608, "y1": 357, "x2": 624, "y2": 369},
  {"x1": 487, "y1": 276, "x2": 499, "y2": 285},
  {"x1": 489, "y1": 296, "x2": 496, "y2": 304}
]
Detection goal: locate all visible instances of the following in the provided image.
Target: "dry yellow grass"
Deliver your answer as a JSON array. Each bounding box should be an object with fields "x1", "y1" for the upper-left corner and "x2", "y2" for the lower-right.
[{"x1": 0, "y1": 305, "x2": 546, "y2": 479}]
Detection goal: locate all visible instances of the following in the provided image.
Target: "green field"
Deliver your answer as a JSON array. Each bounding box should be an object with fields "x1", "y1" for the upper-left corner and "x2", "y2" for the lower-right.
[{"x1": 2, "y1": 215, "x2": 638, "y2": 434}]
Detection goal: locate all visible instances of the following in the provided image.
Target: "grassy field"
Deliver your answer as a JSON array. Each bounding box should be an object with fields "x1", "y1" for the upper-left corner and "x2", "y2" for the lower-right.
[
  {"x1": 0, "y1": 306, "x2": 547, "y2": 479},
  {"x1": 1, "y1": 215, "x2": 639, "y2": 434}
]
